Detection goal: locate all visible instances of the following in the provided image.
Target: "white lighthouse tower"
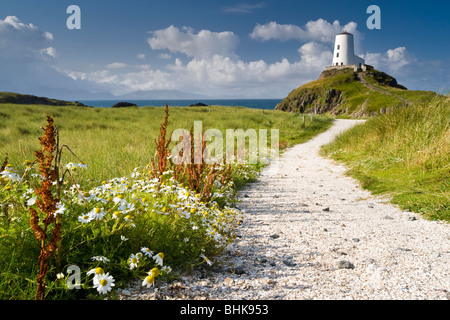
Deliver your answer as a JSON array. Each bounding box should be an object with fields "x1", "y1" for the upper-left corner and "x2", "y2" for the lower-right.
[{"x1": 332, "y1": 31, "x2": 365, "y2": 67}]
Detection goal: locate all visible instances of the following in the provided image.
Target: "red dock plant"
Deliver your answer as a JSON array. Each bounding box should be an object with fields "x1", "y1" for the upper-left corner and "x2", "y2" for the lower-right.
[{"x1": 29, "y1": 116, "x2": 62, "y2": 300}]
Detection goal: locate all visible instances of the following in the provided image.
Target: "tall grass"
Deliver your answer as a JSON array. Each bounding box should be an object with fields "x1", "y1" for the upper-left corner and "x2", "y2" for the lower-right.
[{"x1": 322, "y1": 95, "x2": 450, "y2": 220}]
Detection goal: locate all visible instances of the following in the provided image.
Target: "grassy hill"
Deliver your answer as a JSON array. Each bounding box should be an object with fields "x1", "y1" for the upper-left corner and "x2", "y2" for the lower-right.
[
  {"x1": 0, "y1": 92, "x2": 88, "y2": 107},
  {"x1": 276, "y1": 67, "x2": 437, "y2": 117}
]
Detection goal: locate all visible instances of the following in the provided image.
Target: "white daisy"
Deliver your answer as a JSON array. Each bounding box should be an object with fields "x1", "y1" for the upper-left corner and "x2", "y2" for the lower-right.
[
  {"x1": 129, "y1": 253, "x2": 139, "y2": 270},
  {"x1": 141, "y1": 274, "x2": 155, "y2": 288},
  {"x1": 93, "y1": 272, "x2": 115, "y2": 295},
  {"x1": 26, "y1": 196, "x2": 37, "y2": 206},
  {"x1": 141, "y1": 247, "x2": 154, "y2": 258},
  {"x1": 0, "y1": 169, "x2": 21, "y2": 182},
  {"x1": 54, "y1": 203, "x2": 66, "y2": 215},
  {"x1": 89, "y1": 207, "x2": 106, "y2": 220},
  {"x1": 78, "y1": 213, "x2": 93, "y2": 224},
  {"x1": 153, "y1": 252, "x2": 164, "y2": 266}
]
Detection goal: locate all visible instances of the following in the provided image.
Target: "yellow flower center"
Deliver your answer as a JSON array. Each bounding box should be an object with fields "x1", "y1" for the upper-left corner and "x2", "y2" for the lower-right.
[
  {"x1": 146, "y1": 275, "x2": 154, "y2": 283},
  {"x1": 113, "y1": 211, "x2": 121, "y2": 217},
  {"x1": 190, "y1": 208, "x2": 197, "y2": 214},
  {"x1": 151, "y1": 268, "x2": 159, "y2": 277},
  {"x1": 132, "y1": 258, "x2": 138, "y2": 264},
  {"x1": 162, "y1": 207, "x2": 167, "y2": 213},
  {"x1": 158, "y1": 252, "x2": 164, "y2": 259},
  {"x1": 95, "y1": 267, "x2": 104, "y2": 275},
  {"x1": 94, "y1": 208, "x2": 101, "y2": 214},
  {"x1": 83, "y1": 192, "x2": 90, "y2": 198},
  {"x1": 117, "y1": 194, "x2": 123, "y2": 199},
  {"x1": 125, "y1": 215, "x2": 132, "y2": 220},
  {"x1": 100, "y1": 279, "x2": 108, "y2": 286},
  {"x1": 83, "y1": 215, "x2": 90, "y2": 220},
  {"x1": 142, "y1": 198, "x2": 147, "y2": 202}
]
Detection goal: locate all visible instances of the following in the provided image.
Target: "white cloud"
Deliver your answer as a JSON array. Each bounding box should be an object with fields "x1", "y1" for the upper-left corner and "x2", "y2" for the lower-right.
[
  {"x1": 250, "y1": 19, "x2": 360, "y2": 45},
  {"x1": 107, "y1": 62, "x2": 128, "y2": 69},
  {"x1": 363, "y1": 47, "x2": 415, "y2": 73},
  {"x1": 137, "y1": 53, "x2": 145, "y2": 60},
  {"x1": 223, "y1": 2, "x2": 266, "y2": 13},
  {"x1": 147, "y1": 25, "x2": 239, "y2": 59},
  {"x1": 158, "y1": 53, "x2": 171, "y2": 59}
]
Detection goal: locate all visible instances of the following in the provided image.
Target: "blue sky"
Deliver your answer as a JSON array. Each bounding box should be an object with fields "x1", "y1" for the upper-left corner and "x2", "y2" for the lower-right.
[{"x1": 0, "y1": 0, "x2": 449, "y2": 99}]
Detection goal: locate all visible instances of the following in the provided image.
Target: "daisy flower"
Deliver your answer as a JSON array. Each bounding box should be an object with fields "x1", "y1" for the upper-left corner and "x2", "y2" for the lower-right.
[
  {"x1": 26, "y1": 197, "x2": 37, "y2": 206},
  {"x1": 153, "y1": 252, "x2": 164, "y2": 266},
  {"x1": 141, "y1": 247, "x2": 154, "y2": 258},
  {"x1": 129, "y1": 253, "x2": 139, "y2": 270},
  {"x1": 141, "y1": 274, "x2": 155, "y2": 288},
  {"x1": 113, "y1": 194, "x2": 127, "y2": 206},
  {"x1": 0, "y1": 169, "x2": 21, "y2": 182},
  {"x1": 54, "y1": 203, "x2": 66, "y2": 216},
  {"x1": 93, "y1": 272, "x2": 115, "y2": 295},
  {"x1": 78, "y1": 213, "x2": 93, "y2": 224},
  {"x1": 87, "y1": 267, "x2": 105, "y2": 277},
  {"x1": 90, "y1": 207, "x2": 106, "y2": 220},
  {"x1": 161, "y1": 265, "x2": 172, "y2": 274}
]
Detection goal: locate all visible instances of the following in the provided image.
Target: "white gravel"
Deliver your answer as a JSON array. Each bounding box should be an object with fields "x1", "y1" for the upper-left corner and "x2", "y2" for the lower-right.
[{"x1": 122, "y1": 119, "x2": 449, "y2": 300}]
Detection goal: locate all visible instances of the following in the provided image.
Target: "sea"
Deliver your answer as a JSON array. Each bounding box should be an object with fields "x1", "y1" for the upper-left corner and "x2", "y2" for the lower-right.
[{"x1": 78, "y1": 99, "x2": 282, "y2": 110}]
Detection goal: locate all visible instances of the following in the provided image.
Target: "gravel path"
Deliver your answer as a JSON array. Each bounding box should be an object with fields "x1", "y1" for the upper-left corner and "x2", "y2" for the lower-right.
[{"x1": 123, "y1": 119, "x2": 449, "y2": 300}]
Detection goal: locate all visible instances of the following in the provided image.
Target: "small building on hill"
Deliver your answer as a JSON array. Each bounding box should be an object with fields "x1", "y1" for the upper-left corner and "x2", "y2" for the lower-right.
[{"x1": 328, "y1": 31, "x2": 372, "y2": 72}]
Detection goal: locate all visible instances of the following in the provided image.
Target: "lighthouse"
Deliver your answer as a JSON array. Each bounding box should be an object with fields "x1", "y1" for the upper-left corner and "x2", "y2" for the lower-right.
[{"x1": 332, "y1": 31, "x2": 365, "y2": 67}]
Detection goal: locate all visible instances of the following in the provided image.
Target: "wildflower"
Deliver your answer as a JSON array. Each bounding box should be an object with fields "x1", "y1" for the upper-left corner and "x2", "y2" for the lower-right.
[
  {"x1": 120, "y1": 235, "x2": 128, "y2": 241},
  {"x1": 153, "y1": 252, "x2": 164, "y2": 266},
  {"x1": 54, "y1": 203, "x2": 66, "y2": 215},
  {"x1": 200, "y1": 254, "x2": 213, "y2": 266},
  {"x1": 151, "y1": 268, "x2": 160, "y2": 277},
  {"x1": 90, "y1": 207, "x2": 106, "y2": 220},
  {"x1": 0, "y1": 169, "x2": 21, "y2": 182},
  {"x1": 161, "y1": 265, "x2": 172, "y2": 274},
  {"x1": 93, "y1": 272, "x2": 115, "y2": 295},
  {"x1": 92, "y1": 256, "x2": 110, "y2": 264},
  {"x1": 27, "y1": 196, "x2": 37, "y2": 206},
  {"x1": 56, "y1": 273, "x2": 65, "y2": 280},
  {"x1": 129, "y1": 253, "x2": 139, "y2": 270},
  {"x1": 142, "y1": 274, "x2": 155, "y2": 288},
  {"x1": 87, "y1": 267, "x2": 105, "y2": 277},
  {"x1": 141, "y1": 247, "x2": 154, "y2": 258},
  {"x1": 112, "y1": 211, "x2": 122, "y2": 219},
  {"x1": 78, "y1": 213, "x2": 93, "y2": 224},
  {"x1": 113, "y1": 194, "x2": 127, "y2": 206}
]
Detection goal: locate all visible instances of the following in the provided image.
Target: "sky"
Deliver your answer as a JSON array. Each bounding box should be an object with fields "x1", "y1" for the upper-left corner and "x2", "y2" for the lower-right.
[{"x1": 0, "y1": 0, "x2": 449, "y2": 99}]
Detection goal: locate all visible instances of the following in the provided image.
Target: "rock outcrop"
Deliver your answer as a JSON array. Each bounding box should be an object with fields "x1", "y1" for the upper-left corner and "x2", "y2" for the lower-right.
[
  {"x1": 111, "y1": 102, "x2": 138, "y2": 108},
  {"x1": 0, "y1": 92, "x2": 89, "y2": 107}
]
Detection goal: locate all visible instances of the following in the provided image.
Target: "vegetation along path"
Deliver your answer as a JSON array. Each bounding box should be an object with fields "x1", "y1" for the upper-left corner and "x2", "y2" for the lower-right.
[{"x1": 123, "y1": 119, "x2": 449, "y2": 300}]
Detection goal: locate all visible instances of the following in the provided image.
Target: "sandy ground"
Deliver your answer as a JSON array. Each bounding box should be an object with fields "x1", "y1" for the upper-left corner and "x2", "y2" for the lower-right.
[{"x1": 123, "y1": 119, "x2": 449, "y2": 300}]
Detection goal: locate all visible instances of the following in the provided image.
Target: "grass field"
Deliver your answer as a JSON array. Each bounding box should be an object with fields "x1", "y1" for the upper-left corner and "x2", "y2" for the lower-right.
[
  {"x1": 0, "y1": 104, "x2": 333, "y2": 185},
  {"x1": 322, "y1": 95, "x2": 450, "y2": 221}
]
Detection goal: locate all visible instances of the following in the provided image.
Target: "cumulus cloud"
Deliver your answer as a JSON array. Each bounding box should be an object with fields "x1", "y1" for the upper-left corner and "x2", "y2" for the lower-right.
[
  {"x1": 250, "y1": 19, "x2": 359, "y2": 44},
  {"x1": 147, "y1": 25, "x2": 239, "y2": 59},
  {"x1": 363, "y1": 47, "x2": 415, "y2": 73}
]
